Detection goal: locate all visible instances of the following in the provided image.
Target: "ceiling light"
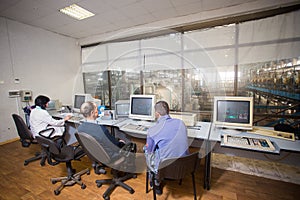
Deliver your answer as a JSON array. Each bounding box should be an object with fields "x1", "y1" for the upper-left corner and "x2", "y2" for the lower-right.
[{"x1": 59, "y1": 4, "x2": 95, "y2": 20}]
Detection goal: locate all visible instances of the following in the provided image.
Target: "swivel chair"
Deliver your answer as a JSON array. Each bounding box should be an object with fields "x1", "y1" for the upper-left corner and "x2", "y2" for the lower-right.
[
  {"x1": 75, "y1": 132, "x2": 137, "y2": 200},
  {"x1": 35, "y1": 134, "x2": 90, "y2": 195},
  {"x1": 146, "y1": 151, "x2": 200, "y2": 200},
  {"x1": 12, "y1": 114, "x2": 46, "y2": 166}
]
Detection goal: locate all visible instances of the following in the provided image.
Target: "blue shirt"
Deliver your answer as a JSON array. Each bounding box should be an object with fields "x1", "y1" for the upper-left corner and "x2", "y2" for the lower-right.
[{"x1": 146, "y1": 115, "x2": 189, "y2": 162}]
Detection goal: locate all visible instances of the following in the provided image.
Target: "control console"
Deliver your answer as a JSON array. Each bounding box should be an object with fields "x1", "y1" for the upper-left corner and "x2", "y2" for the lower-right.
[
  {"x1": 221, "y1": 134, "x2": 277, "y2": 153},
  {"x1": 120, "y1": 123, "x2": 149, "y2": 135}
]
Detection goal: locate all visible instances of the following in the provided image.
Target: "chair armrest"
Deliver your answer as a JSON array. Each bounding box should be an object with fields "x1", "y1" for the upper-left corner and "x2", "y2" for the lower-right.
[
  {"x1": 73, "y1": 146, "x2": 86, "y2": 160},
  {"x1": 119, "y1": 142, "x2": 137, "y2": 157},
  {"x1": 39, "y1": 128, "x2": 55, "y2": 138}
]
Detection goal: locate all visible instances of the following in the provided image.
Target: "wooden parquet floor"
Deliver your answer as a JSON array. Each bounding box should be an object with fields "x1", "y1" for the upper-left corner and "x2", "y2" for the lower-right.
[{"x1": 1, "y1": 140, "x2": 300, "y2": 200}]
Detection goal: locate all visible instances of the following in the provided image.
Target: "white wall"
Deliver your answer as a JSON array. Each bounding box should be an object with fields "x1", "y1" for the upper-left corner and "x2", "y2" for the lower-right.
[{"x1": 0, "y1": 17, "x2": 83, "y2": 143}]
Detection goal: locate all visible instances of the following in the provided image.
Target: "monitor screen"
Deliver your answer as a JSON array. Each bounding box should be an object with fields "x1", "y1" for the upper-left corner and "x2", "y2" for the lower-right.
[
  {"x1": 115, "y1": 100, "x2": 130, "y2": 118},
  {"x1": 129, "y1": 95, "x2": 156, "y2": 121},
  {"x1": 73, "y1": 94, "x2": 94, "y2": 112},
  {"x1": 74, "y1": 95, "x2": 86, "y2": 109},
  {"x1": 47, "y1": 100, "x2": 60, "y2": 110},
  {"x1": 213, "y1": 96, "x2": 253, "y2": 130}
]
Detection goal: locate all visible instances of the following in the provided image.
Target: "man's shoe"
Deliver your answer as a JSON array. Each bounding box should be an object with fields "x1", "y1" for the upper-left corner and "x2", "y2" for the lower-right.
[
  {"x1": 155, "y1": 184, "x2": 163, "y2": 195},
  {"x1": 149, "y1": 180, "x2": 153, "y2": 189}
]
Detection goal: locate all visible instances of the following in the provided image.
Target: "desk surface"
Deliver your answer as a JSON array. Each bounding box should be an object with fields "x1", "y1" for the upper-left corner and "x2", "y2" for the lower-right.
[
  {"x1": 103, "y1": 118, "x2": 211, "y2": 140},
  {"x1": 51, "y1": 111, "x2": 211, "y2": 140},
  {"x1": 209, "y1": 124, "x2": 300, "y2": 152},
  {"x1": 51, "y1": 111, "x2": 300, "y2": 153}
]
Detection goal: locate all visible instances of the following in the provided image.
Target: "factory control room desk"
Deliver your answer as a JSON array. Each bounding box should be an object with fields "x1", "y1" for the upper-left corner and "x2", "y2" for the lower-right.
[
  {"x1": 51, "y1": 112, "x2": 300, "y2": 190},
  {"x1": 51, "y1": 112, "x2": 212, "y2": 186},
  {"x1": 204, "y1": 125, "x2": 300, "y2": 190},
  {"x1": 51, "y1": 110, "x2": 211, "y2": 140},
  {"x1": 112, "y1": 118, "x2": 211, "y2": 139}
]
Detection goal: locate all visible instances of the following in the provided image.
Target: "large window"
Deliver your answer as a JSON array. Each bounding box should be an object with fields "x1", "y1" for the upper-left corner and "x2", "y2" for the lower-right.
[{"x1": 81, "y1": 10, "x2": 300, "y2": 123}]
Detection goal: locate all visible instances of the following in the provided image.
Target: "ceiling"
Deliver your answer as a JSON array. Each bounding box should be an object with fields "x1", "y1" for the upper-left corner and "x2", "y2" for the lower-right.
[{"x1": 1, "y1": 0, "x2": 300, "y2": 43}]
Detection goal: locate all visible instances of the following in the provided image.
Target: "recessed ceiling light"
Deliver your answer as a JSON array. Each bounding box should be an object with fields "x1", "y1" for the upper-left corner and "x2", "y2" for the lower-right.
[{"x1": 59, "y1": 4, "x2": 95, "y2": 20}]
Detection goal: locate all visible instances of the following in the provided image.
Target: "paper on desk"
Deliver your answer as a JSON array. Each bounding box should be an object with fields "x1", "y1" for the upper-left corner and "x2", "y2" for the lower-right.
[{"x1": 60, "y1": 113, "x2": 74, "y2": 117}]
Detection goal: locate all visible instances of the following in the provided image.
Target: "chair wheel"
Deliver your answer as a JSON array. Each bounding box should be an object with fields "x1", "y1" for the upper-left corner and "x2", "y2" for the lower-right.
[
  {"x1": 97, "y1": 183, "x2": 103, "y2": 187},
  {"x1": 129, "y1": 189, "x2": 135, "y2": 194},
  {"x1": 24, "y1": 161, "x2": 28, "y2": 166},
  {"x1": 87, "y1": 171, "x2": 90, "y2": 175},
  {"x1": 54, "y1": 190, "x2": 60, "y2": 195},
  {"x1": 52, "y1": 180, "x2": 57, "y2": 184},
  {"x1": 103, "y1": 194, "x2": 110, "y2": 200},
  {"x1": 81, "y1": 184, "x2": 86, "y2": 189}
]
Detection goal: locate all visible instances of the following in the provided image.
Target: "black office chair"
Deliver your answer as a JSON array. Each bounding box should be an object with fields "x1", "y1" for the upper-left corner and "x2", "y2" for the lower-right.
[
  {"x1": 146, "y1": 151, "x2": 200, "y2": 200},
  {"x1": 12, "y1": 114, "x2": 47, "y2": 166},
  {"x1": 35, "y1": 134, "x2": 90, "y2": 195},
  {"x1": 75, "y1": 132, "x2": 137, "y2": 200}
]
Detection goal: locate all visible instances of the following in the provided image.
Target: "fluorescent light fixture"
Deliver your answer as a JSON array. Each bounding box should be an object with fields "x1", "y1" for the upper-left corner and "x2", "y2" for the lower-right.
[{"x1": 59, "y1": 4, "x2": 95, "y2": 20}]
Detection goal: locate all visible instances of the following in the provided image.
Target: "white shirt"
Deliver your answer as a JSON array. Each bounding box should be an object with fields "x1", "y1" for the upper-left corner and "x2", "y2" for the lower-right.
[{"x1": 29, "y1": 106, "x2": 65, "y2": 138}]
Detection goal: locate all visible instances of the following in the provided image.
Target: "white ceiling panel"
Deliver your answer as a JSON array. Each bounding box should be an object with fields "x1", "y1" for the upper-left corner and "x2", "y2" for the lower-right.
[{"x1": 0, "y1": 0, "x2": 298, "y2": 42}]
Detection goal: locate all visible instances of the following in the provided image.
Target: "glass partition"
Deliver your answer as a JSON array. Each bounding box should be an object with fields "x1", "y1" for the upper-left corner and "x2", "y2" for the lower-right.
[{"x1": 82, "y1": 10, "x2": 300, "y2": 124}]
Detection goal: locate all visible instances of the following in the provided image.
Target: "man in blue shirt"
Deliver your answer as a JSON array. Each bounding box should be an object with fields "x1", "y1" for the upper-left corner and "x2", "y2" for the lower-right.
[{"x1": 145, "y1": 100, "x2": 189, "y2": 194}]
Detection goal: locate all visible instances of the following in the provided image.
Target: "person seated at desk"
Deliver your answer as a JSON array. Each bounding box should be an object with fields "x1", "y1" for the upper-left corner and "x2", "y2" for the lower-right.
[
  {"x1": 77, "y1": 101, "x2": 127, "y2": 159},
  {"x1": 144, "y1": 100, "x2": 189, "y2": 195},
  {"x1": 29, "y1": 95, "x2": 72, "y2": 139}
]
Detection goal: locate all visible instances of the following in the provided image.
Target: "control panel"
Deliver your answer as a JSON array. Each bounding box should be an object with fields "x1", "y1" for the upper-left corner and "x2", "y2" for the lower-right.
[
  {"x1": 20, "y1": 90, "x2": 32, "y2": 102},
  {"x1": 120, "y1": 123, "x2": 149, "y2": 135},
  {"x1": 221, "y1": 134, "x2": 277, "y2": 153}
]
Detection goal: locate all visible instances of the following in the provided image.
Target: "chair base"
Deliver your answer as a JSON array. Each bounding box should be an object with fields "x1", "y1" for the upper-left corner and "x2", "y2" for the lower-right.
[
  {"x1": 146, "y1": 171, "x2": 197, "y2": 200},
  {"x1": 96, "y1": 172, "x2": 136, "y2": 200},
  {"x1": 24, "y1": 151, "x2": 47, "y2": 166},
  {"x1": 51, "y1": 168, "x2": 90, "y2": 195}
]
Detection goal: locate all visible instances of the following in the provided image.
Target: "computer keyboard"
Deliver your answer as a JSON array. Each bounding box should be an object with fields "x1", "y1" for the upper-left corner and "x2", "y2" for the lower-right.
[
  {"x1": 221, "y1": 134, "x2": 276, "y2": 153},
  {"x1": 70, "y1": 116, "x2": 84, "y2": 121},
  {"x1": 248, "y1": 127, "x2": 295, "y2": 141},
  {"x1": 121, "y1": 123, "x2": 149, "y2": 135},
  {"x1": 58, "y1": 113, "x2": 82, "y2": 121}
]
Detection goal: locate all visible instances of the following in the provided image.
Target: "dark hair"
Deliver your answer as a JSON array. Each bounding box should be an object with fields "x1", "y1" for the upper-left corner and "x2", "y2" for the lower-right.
[
  {"x1": 154, "y1": 101, "x2": 169, "y2": 116},
  {"x1": 34, "y1": 95, "x2": 50, "y2": 110}
]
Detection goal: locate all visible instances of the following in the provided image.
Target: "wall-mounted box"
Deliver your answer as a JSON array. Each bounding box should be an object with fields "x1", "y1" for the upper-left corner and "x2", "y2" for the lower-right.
[
  {"x1": 20, "y1": 90, "x2": 32, "y2": 102},
  {"x1": 8, "y1": 90, "x2": 20, "y2": 97}
]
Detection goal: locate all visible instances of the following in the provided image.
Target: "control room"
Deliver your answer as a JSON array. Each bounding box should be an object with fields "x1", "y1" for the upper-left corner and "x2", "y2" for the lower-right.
[{"x1": 0, "y1": 1, "x2": 300, "y2": 200}]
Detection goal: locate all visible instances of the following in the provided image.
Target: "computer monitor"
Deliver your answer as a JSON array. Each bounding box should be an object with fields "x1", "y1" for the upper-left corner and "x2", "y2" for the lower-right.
[
  {"x1": 213, "y1": 96, "x2": 254, "y2": 130},
  {"x1": 115, "y1": 100, "x2": 130, "y2": 119},
  {"x1": 129, "y1": 94, "x2": 156, "y2": 121},
  {"x1": 47, "y1": 99, "x2": 60, "y2": 111},
  {"x1": 73, "y1": 94, "x2": 94, "y2": 113}
]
